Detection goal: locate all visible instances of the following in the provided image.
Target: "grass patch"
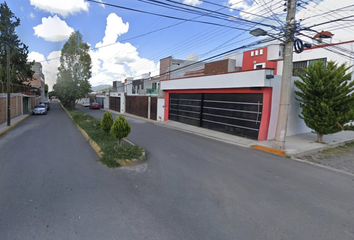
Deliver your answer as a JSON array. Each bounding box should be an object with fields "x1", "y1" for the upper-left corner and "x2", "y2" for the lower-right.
[
  {"x1": 65, "y1": 107, "x2": 144, "y2": 168},
  {"x1": 320, "y1": 141, "x2": 354, "y2": 156}
]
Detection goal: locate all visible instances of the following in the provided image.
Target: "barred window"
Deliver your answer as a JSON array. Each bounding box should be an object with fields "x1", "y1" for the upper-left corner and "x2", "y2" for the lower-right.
[{"x1": 293, "y1": 58, "x2": 327, "y2": 76}]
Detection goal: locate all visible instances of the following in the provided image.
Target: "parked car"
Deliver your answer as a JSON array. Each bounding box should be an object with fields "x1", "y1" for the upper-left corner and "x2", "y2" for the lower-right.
[
  {"x1": 89, "y1": 102, "x2": 101, "y2": 109},
  {"x1": 32, "y1": 105, "x2": 47, "y2": 115},
  {"x1": 39, "y1": 101, "x2": 50, "y2": 111},
  {"x1": 81, "y1": 101, "x2": 90, "y2": 107}
]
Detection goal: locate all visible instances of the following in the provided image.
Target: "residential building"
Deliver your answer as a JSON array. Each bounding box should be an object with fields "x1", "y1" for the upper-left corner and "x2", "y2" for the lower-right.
[
  {"x1": 25, "y1": 62, "x2": 46, "y2": 101},
  {"x1": 159, "y1": 38, "x2": 354, "y2": 141}
]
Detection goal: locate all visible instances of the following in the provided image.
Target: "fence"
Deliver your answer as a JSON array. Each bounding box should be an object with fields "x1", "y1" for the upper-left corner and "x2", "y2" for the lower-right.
[{"x1": 0, "y1": 80, "x2": 41, "y2": 96}]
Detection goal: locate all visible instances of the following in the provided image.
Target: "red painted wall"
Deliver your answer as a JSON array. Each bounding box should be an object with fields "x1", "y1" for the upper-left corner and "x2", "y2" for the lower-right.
[
  {"x1": 164, "y1": 88, "x2": 272, "y2": 141},
  {"x1": 242, "y1": 47, "x2": 278, "y2": 74}
]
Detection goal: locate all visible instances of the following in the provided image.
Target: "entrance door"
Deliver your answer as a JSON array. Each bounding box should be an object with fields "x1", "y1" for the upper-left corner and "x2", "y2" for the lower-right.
[{"x1": 109, "y1": 97, "x2": 120, "y2": 112}]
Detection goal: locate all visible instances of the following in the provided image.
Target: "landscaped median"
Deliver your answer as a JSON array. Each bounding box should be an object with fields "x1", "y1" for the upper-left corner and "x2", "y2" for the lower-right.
[{"x1": 62, "y1": 104, "x2": 146, "y2": 168}]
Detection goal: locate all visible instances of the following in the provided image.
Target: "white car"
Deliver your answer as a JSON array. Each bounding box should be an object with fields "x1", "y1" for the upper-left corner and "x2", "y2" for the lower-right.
[
  {"x1": 32, "y1": 105, "x2": 47, "y2": 115},
  {"x1": 81, "y1": 102, "x2": 90, "y2": 107}
]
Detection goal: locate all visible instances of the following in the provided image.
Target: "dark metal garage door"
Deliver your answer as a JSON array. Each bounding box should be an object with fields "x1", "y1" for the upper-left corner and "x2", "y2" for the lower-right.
[
  {"x1": 169, "y1": 93, "x2": 263, "y2": 139},
  {"x1": 109, "y1": 97, "x2": 120, "y2": 112}
]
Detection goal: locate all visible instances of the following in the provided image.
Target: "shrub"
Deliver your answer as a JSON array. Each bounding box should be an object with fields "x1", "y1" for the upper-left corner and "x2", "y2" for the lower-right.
[
  {"x1": 100, "y1": 111, "x2": 113, "y2": 134},
  {"x1": 110, "y1": 115, "x2": 131, "y2": 146}
]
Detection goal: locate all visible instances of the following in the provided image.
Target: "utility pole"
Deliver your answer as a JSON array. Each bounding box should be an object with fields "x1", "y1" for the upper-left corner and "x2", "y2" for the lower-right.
[
  {"x1": 7, "y1": 45, "x2": 11, "y2": 127},
  {"x1": 273, "y1": 0, "x2": 297, "y2": 150}
]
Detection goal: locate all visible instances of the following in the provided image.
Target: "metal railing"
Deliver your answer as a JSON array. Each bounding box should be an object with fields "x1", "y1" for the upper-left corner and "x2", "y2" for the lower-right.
[
  {"x1": 0, "y1": 80, "x2": 40, "y2": 96},
  {"x1": 146, "y1": 88, "x2": 158, "y2": 95}
]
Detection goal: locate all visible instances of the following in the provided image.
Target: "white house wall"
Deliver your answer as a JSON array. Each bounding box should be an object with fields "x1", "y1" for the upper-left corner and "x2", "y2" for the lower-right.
[
  {"x1": 161, "y1": 69, "x2": 273, "y2": 90},
  {"x1": 157, "y1": 98, "x2": 165, "y2": 121}
]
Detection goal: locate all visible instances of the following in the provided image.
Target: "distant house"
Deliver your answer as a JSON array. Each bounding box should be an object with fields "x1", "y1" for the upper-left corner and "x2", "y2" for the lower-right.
[{"x1": 24, "y1": 62, "x2": 46, "y2": 102}]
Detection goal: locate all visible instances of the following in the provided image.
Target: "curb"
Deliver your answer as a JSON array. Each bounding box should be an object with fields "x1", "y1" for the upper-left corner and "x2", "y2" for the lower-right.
[
  {"x1": 250, "y1": 145, "x2": 286, "y2": 157},
  {"x1": 291, "y1": 157, "x2": 354, "y2": 177},
  {"x1": 117, "y1": 138, "x2": 147, "y2": 166},
  {"x1": 0, "y1": 115, "x2": 30, "y2": 138},
  {"x1": 61, "y1": 104, "x2": 146, "y2": 166}
]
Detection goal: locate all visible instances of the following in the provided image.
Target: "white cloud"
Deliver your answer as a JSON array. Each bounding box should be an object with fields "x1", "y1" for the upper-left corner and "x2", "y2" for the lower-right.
[
  {"x1": 90, "y1": 13, "x2": 158, "y2": 87},
  {"x1": 29, "y1": 12, "x2": 36, "y2": 19},
  {"x1": 98, "y1": 0, "x2": 105, "y2": 8},
  {"x1": 33, "y1": 15, "x2": 74, "y2": 42},
  {"x1": 28, "y1": 51, "x2": 61, "y2": 91},
  {"x1": 30, "y1": 13, "x2": 159, "y2": 88},
  {"x1": 30, "y1": 0, "x2": 89, "y2": 18},
  {"x1": 226, "y1": 0, "x2": 354, "y2": 43},
  {"x1": 98, "y1": 13, "x2": 129, "y2": 46},
  {"x1": 296, "y1": 0, "x2": 354, "y2": 42},
  {"x1": 183, "y1": 0, "x2": 203, "y2": 6},
  {"x1": 227, "y1": 0, "x2": 284, "y2": 19}
]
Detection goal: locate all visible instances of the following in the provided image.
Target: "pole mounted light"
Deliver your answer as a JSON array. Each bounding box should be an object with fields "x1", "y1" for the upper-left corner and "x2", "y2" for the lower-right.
[
  {"x1": 250, "y1": 28, "x2": 268, "y2": 37},
  {"x1": 249, "y1": 0, "x2": 297, "y2": 150}
]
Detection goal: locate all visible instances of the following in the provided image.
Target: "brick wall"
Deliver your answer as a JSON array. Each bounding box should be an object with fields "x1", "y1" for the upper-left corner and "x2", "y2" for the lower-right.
[
  {"x1": 0, "y1": 97, "x2": 6, "y2": 124},
  {"x1": 0, "y1": 94, "x2": 25, "y2": 125}
]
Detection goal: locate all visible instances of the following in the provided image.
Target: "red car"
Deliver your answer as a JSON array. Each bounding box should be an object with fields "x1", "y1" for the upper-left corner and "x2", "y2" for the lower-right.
[{"x1": 89, "y1": 102, "x2": 101, "y2": 109}]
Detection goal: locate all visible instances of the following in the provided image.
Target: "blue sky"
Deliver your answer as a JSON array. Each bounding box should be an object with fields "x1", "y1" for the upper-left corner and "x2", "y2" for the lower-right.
[{"x1": 3, "y1": 0, "x2": 354, "y2": 90}]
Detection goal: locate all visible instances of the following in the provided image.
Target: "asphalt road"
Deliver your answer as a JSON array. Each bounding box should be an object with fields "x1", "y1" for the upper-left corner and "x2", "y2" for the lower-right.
[{"x1": 0, "y1": 102, "x2": 353, "y2": 240}]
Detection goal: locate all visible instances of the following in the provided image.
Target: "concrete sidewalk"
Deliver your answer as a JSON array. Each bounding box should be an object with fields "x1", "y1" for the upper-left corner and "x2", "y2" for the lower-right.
[
  {"x1": 0, "y1": 114, "x2": 30, "y2": 137},
  {"x1": 156, "y1": 120, "x2": 354, "y2": 157},
  {"x1": 2, "y1": 110, "x2": 354, "y2": 158},
  {"x1": 114, "y1": 111, "x2": 354, "y2": 157}
]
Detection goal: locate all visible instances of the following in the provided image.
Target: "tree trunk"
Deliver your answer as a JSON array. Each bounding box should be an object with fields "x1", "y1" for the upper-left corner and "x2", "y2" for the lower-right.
[
  {"x1": 316, "y1": 133, "x2": 323, "y2": 143},
  {"x1": 70, "y1": 99, "x2": 75, "y2": 110}
]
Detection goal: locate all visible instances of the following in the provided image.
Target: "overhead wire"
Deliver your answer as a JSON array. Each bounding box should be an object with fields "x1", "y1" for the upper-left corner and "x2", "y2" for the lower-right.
[
  {"x1": 85, "y1": 0, "x2": 254, "y2": 31},
  {"x1": 115, "y1": 37, "x2": 277, "y2": 90},
  {"x1": 94, "y1": 0, "x2": 284, "y2": 75}
]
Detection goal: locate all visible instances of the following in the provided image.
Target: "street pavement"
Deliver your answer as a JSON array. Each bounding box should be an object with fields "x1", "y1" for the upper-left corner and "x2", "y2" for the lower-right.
[{"x1": 0, "y1": 103, "x2": 354, "y2": 239}]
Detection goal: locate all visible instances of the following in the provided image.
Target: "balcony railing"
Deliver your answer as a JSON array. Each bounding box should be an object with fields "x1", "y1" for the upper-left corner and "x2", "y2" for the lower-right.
[{"x1": 146, "y1": 88, "x2": 158, "y2": 95}]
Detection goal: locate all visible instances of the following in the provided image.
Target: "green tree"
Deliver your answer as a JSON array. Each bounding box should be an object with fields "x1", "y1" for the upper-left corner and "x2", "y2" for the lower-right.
[
  {"x1": 101, "y1": 111, "x2": 113, "y2": 135},
  {"x1": 53, "y1": 31, "x2": 91, "y2": 109},
  {"x1": 0, "y1": 2, "x2": 34, "y2": 84},
  {"x1": 110, "y1": 115, "x2": 131, "y2": 146},
  {"x1": 294, "y1": 61, "x2": 354, "y2": 143}
]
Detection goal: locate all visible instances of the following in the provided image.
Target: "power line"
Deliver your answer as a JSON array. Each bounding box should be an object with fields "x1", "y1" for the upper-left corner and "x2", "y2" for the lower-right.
[
  {"x1": 116, "y1": 37, "x2": 276, "y2": 90},
  {"x1": 144, "y1": 0, "x2": 279, "y2": 29},
  {"x1": 86, "y1": 0, "x2": 253, "y2": 31}
]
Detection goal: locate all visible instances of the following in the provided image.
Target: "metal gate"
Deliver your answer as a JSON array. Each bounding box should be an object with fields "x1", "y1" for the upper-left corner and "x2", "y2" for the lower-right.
[
  {"x1": 23, "y1": 97, "x2": 29, "y2": 114},
  {"x1": 109, "y1": 97, "x2": 120, "y2": 112},
  {"x1": 169, "y1": 93, "x2": 263, "y2": 139},
  {"x1": 126, "y1": 96, "x2": 157, "y2": 120}
]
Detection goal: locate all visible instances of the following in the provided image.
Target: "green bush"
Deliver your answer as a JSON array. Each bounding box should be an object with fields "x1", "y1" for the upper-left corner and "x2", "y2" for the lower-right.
[
  {"x1": 110, "y1": 115, "x2": 131, "y2": 146},
  {"x1": 101, "y1": 111, "x2": 113, "y2": 134}
]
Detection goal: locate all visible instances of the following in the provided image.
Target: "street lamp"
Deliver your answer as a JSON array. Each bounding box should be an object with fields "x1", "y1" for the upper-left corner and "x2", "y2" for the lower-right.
[
  {"x1": 250, "y1": 28, "x2": 268, "y2": 37},
  {"x1": 249, "y1": 0, "x2": 297, "y2": 150}
]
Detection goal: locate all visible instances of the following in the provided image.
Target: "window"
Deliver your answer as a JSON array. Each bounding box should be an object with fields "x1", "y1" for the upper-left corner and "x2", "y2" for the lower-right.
[
  {"x1": 255, "y1": 50, "x2": 259, "y2": 56},
  {"x1": 260, "y1": 49, "x2": 263, "y2": 55},
  {"x1": 293, "y1": 61, "x2": 307, "y2": 76},
  {"x1": 254, "y1": 63, "x2": 265, "y2": 69},
  {"x1": 251, "y1": 51, "x2": 254, "y2": 56},
  {"x1": 152, "y1": 82, "x2": 157, "y2": 89},
  {"x1": 293, "y1": 58, "x2": 327, "y2": 76}
]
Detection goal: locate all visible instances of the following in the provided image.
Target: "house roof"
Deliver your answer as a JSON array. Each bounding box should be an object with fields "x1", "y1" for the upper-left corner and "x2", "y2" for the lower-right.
[{"x1": 313, "y1": 31, "x2": 334, "y2": 39}]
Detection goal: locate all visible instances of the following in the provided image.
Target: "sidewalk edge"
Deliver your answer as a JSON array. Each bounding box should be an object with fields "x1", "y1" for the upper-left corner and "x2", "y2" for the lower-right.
[{"x1": 0, "y1": 115, "x2": 30, "y2": 137}]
